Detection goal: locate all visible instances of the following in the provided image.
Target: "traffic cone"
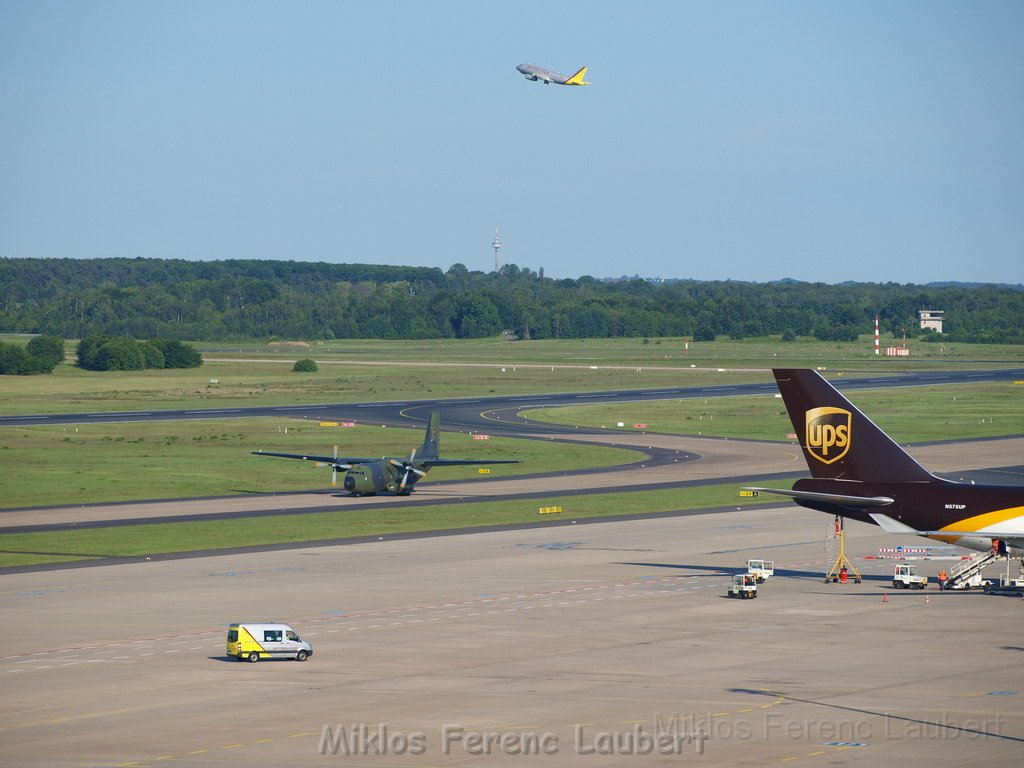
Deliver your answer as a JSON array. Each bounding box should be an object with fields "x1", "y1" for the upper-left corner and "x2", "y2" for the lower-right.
[
  {"x1": 925, "y1": 595, "x2": 930, "y2": 605},
  {"x1": 882, "y1": 593, "x2": 889, "y2": 603}
]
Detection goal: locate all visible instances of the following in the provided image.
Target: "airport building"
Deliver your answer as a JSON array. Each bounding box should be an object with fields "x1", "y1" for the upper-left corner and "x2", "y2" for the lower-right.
[{"x1": 918, "y1": 309, "x2": 944, "y2": 333}]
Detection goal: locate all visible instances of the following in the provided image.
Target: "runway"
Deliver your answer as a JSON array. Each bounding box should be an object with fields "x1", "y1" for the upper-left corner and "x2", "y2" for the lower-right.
[
  {"x1": 3, "y1": 504, "x2": 1021, "y2": 767},
  {"x1": 2, "y1": 367, "x2": 1022, "y2": 431}
]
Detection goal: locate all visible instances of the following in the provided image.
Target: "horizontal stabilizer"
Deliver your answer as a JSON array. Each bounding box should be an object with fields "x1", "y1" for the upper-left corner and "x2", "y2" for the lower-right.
[{"x1": 745, "y1": 487, "x2": 894, "y2": 507}]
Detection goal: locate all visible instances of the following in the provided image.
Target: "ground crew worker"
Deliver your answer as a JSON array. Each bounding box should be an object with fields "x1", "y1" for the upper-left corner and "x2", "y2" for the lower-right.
[
  {"x1": 840, "y1": 566, "x2": 848, "y2": 584},
  {"x1": 937, "y1": 569, "x2": 948, "y2": 590}
]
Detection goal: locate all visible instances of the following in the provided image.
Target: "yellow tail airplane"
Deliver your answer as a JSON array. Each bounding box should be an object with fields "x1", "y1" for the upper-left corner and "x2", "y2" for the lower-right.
[{"x1": 516, "y1": 63, "x2": 589, "y2": 86}]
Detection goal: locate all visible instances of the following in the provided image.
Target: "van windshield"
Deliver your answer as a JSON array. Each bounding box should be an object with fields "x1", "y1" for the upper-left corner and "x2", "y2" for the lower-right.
[{"x1": 227, "y1": 630, "x2": 238, "y2": 642}]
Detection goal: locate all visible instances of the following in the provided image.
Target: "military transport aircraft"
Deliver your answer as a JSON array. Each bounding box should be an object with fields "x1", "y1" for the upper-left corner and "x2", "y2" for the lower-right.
[
  {"x1": 516, "y1": 63, "x2": 589, "y2": 86},
  {"x1": 253, "y1": 413, "x2": 519, "y2": 496},
  {"x1": 745, "y1": 369, "x2": 1023, "y2": 558}
]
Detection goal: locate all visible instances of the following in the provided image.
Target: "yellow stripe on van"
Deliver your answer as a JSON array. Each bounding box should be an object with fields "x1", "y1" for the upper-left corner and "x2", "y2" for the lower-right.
[{"x1": 235, "y1": 626, "x2": 269, "y2": 658}]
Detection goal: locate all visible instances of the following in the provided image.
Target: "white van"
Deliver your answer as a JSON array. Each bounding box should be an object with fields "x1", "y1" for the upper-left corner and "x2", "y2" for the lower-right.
[
  {"x1": 746, "y1": 559, "x2": 774, "y2": 583},
  {"x1": 227, "y1": 623, "x2": 312, "y2": 662}
]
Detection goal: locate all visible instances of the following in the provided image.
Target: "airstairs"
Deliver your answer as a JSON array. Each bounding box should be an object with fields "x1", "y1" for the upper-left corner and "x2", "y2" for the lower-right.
[{"x1": 944, "y1": 549, "x2": 999, "y2": 590}]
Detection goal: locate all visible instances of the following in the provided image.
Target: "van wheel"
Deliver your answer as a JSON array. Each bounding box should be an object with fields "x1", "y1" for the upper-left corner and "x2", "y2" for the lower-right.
[
  {"x1": 295, "y1": 650, "x2": 308, "y2": 662},
  {"x1": 247, "y1": 652, "x2": 260, "y2": 663}
]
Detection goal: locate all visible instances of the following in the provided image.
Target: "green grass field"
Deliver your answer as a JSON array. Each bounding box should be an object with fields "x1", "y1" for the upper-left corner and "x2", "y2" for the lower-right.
[
  {"x1": 0, "y1": 480, "x2": 794, "y2": 569},
  {"x1": 2, "y1": 335, "x2": 1022, "y2": 416},
  {"x1": 521, "y1": 383, "x2": 1024, "y2": 443},
  {"x1": 0, "y1": 419, "x2": 637, "y2": 509},
  {"x1": 199, "y1": 335, "x2": 1024, "y2": 369}
]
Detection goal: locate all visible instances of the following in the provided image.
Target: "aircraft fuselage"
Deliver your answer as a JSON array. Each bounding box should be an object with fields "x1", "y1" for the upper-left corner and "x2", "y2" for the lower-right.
[{"x1": 516, "y1": 63, "x2": 588, "y2": 86}]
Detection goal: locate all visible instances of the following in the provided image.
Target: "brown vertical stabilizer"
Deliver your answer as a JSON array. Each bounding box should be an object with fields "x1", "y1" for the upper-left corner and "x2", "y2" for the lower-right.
[{"x1": 773, "y1": 369, "x2": 936, "y2": 484}]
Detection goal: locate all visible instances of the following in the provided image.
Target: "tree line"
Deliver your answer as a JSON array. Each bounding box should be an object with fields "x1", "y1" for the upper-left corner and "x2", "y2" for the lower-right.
[
  {"x1": 0, "y1": 334, "x2": 202, "y2": 375},
  {"x1": 1, "y1": 257, "x2": 1021, "y2": 344},
  {"x1": 0, "y1": 335, "x2": 64, "y2": 374}
]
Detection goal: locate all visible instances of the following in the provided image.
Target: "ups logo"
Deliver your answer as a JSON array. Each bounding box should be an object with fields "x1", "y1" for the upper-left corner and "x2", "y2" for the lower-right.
[{"x1": 805, "y1": 407, "x2": 851, "y2": 464}]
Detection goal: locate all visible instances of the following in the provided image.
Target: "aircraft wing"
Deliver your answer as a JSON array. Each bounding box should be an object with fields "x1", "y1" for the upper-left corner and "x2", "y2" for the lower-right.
[
  {"x1": 744, "y1": 487, "x2": 894, "y2": 507},
  {"x1": 251, "y1": 450, "x2": 379, "y2": 465},
  {"x1": 870, "y1": 513, "x2": 1024, "y2": 546}
]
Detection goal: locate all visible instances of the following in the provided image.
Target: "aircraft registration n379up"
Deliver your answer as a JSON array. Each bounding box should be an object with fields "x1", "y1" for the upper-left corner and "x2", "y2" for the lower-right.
[{"x1": 517, "y1": 63, "x2": 589, "y2": 86}]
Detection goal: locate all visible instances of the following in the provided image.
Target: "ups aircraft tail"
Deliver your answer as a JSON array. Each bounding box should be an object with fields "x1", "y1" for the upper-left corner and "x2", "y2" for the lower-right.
[
  {"x1": 746, "y1": 369, "x2": 1024, "y2": 557},
  {"x1": 773, "y1": 369, "x2": 935, "y2": 484}
]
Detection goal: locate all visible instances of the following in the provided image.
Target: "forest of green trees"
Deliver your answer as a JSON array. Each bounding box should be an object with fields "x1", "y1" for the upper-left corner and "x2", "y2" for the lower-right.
[{"x1": 1, "y1": 257, "x2": 1021, "y2": 344}]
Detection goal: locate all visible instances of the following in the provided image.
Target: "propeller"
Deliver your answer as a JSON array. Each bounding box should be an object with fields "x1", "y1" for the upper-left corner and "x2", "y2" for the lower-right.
[
  {"x1": 390, "y1": 448, "x2": 426, "y2": 492},
  {"x1": 331, "y1": 445, "x2": 338, "y2": 487}
]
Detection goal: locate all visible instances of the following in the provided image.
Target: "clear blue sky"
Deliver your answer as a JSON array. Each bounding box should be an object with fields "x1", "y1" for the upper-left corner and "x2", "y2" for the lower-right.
[{"x1": 2, "y1": 1, "x2": 1022, "y2": 283}]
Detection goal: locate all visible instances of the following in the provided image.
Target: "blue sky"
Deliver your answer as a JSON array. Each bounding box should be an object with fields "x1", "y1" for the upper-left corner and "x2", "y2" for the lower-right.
[{"x1": 1, "y1": 1, "x2": 1022, "y2": 283}]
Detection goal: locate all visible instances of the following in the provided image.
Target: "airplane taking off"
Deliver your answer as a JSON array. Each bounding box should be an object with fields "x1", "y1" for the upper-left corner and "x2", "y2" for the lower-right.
[
  {"x1": 254, "y1": 413, "x2": 518, "y2": 496},
  {"x1": 746, "y1": 369, "x2": 1023, "y2": 558},
  {"x1": 516, "y1": 63, "x2": 589, "y2": 86}
]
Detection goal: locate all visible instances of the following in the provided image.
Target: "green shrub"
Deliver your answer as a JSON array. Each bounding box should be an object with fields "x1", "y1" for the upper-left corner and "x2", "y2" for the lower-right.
[{"x1": 26, "y1": 335, "x2": 65, "y2": 368}]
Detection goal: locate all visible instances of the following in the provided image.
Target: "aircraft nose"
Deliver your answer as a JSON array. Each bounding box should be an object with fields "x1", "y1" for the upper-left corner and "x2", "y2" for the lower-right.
[{"x1": 343, "y1": 474, "x2": 356, "y2": 491}]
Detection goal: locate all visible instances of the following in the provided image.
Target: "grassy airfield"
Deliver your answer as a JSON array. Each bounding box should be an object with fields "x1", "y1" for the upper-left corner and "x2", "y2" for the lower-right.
[
  {"x1": 0, "y1": 419, "x2": 636, "y2": 509},
  {"x1": 523, "y1": 383, "x2": 1024, "y2": 443},
  {"x1": 0, "y1": 336, "x2": 1021, "y2": 568},
  {"x1": 1, "y1": 334, "x2": 1022, "y2": 416}
]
